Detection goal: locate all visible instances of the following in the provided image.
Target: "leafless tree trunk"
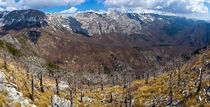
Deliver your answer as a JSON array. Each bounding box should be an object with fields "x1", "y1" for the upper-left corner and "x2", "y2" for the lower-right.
[
  {"x1": 26, "y1": 66, "x2": 29, "y2": 80},
  {"x1": 135, "y1": 71, "x2": 140, "y2": 80},
  {"x1": 145, "y1": 71, "x2": 149, "y2": 84},
  {"x1": 128, "y1": 91, "x2": 132, "y2": 107},
  {"x1": 112, "y1": 75, "x2": 115, "y2": 86},
  {"x1": 177, "y1": 67, "x2": 181, "y2": 86},
  {"x1": 48, "y1": 69, "x2": 53, "y2": 77},
  {"x1": 12, "y1": 70, "x2": 15, "y2": 83},
  {"x1": 39, "y1": 73, "x2": 44, "y2": 93},
  {"x1": 80, "y1": 89, "x2": 84, "y2": 102},
  {"x1": 70, "y1": 89, "x2": 73, "y2": 107},
  {"x1": 196, "y1": 55, "x2": 207, "y2": 93},
  {"x1": 153, "y1": 71, "x2": 156, "y2": 80},
  {"x1": 152, "y1": 100, "x2": 156, "y2": 107},
  {"x1": 123, "y1": 72, "x2": 127, "y2": 89},
  {"x1": 109, "y1": 92, "x2": 113, "y2": 103},
  {"x1": 169, "y1": 71, "x2": 173, "y2": 105},
  {"x1": 30, "y1": 74, "x2": 34, "y2": 101},
  {"x1": 56, "y1": 76, "x2": 59, "y2": 96},
  {"x1": 124, "y1": 95, "x2": 128, "y2": 107},
  {"x1": 100, "y1": 75, "x2": 104, "y2": 91},
  {"x1": 74, "y1": 84, "x2": 77, "y2": 95},
  {"x1": 4, "y1": 54, "x2": 7, "y2": 70},
  {"x1": 67, "y1": 76, "x2": 74, "y2": 106}
]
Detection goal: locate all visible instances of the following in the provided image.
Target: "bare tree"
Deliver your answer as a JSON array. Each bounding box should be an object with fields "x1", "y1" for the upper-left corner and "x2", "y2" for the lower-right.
[
  {"x1": 196, "y1": 55, "x2": 207, "y2": 93},
  {"x1": 55, "y1": 74, "x2": 59, "y2": 96},
  {"x1": 98, "y1": 65, "x2": 107, "y2": 91},
  {"x1": 109, "y1": 92, "x2": 113, "y2": 103},
  {"x1": 30, "y1": 73, "x2": 34, "y2": 101},
  {"x1": 67, "y1": 73, "x2": 74, "y2": 106},
  {"x1": 4, "y1": 53, "x2": 7, "y2": 70},
  {"x1": 145, "y1": 70, "x2": 149, "y2": 84},
  {"x1": 128, "y1": 91, "x2": 132, "y2": 107},
  {"x1": 100, "y1": 72, "x2": 104, "y2": 91},
  {"x1": 124, "y1": 95, "x2": 128, "y2": 107},
  {"x1": 152, "y1": 64, "x2": 156, "y2": 81},
  {"x1": 80, "y1": 88, "x2": 84, "y2": 102},
  {"x1": 38, "y1": 72, "x2": 44, "y2": 93},
  {"x1": 26, "y1": 66, "x2": 29, "y2": 79},
  {"x1": 112, "y1": 74, "x2": 116, "y2": 86},
  {"x1": 168, "y1": 65, "x2": 173, "y2": 105},
  {"x1": 176, "y1": 58, "x2": 183, "y2": 86},
  {"x1": 70, "y1": 89, "x2": 73, "y2": 107}
]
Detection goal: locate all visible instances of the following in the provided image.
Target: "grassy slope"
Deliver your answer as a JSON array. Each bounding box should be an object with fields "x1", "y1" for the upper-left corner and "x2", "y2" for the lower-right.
[{"x1": 0, "y1": 50, "x2": 209, "y2": 107}]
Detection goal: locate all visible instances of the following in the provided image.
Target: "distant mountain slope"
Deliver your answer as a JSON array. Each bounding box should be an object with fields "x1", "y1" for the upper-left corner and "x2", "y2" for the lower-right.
[
  {"x1": 2, "y1": 9, "x2": 48, "y2": 30},
  {"x1": 0, "y1": 9, "x2": 209, "y2": 73},
  {"x1": 0, "y1": 44, "x2": 209, "y2": 107}
]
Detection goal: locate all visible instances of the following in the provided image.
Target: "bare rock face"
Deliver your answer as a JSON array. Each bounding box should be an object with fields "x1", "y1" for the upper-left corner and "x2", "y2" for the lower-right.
[
  {"x1": 0, "y1": 70, "x2": 36, "y2": 107},
  {"x1": 72, "y1": 11, "x2": 142, "y2": 36},
  {"x1": 45, "y1": 13, "x2": 71, "y2": 32},
  {"x1": 1, "y1": 34, "x2": 22, "y2": 49}
]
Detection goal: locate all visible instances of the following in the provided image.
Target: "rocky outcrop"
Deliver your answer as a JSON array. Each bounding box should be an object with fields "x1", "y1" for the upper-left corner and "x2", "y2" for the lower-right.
[
  {"x1": 0, "y1": 70, "x2": 36, "y2": 107},
  {"x1": 1, "y1": 34, "x2": 22, "y2": 49},
  {"x1": 72, "y1": 11, "x2": 142, "y2": 36},
  {"x1": 51, "y1": 95, "x2": 71, "y2": 107}
]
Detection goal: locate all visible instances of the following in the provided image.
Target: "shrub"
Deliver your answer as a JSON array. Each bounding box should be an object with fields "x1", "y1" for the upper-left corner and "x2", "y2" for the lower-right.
[{"x1": 5, "y1": 43, "x2": 23, "y2": 57}]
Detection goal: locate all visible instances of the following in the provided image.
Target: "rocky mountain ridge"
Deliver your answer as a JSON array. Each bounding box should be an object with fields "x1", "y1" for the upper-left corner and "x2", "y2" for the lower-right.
[
  {"x1": 0, "y1": 9, "x2": 204, "y2": 36},
  {"x1": 0, "y1": 9, "x2": 208, "y2": 75}
]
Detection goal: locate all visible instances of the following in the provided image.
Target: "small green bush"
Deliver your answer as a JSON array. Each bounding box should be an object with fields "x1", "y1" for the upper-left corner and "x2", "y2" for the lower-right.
[
  {"x1": 46, "y1": 62, "x2": 60, "y2": 70},
  {"x1": 5, "y1": 43, "x2": 23, "y2": 57}
]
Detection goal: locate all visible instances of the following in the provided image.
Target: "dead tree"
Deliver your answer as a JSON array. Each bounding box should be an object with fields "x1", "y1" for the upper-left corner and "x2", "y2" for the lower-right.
[
  {"x1": 12, "y1": 70, "x2": 15, "y2": 83},
  {"x1": 67, "y1": 75, "x2": 74, "y2": 106},
  {"x1": 109, "y1": 92, "x2": 113, "y2": 103},
  {"x1": 124, "y1": 95, "x2": 128, "y2": 107},
  {"x1": 168, "y1": 69, "x2": 173, "y2": 105},
  {"x1": 80, "y1": 89, "x2": 84, "y2": 102},
  {"x1": 100, "y1": 74, "x2": 104, "y2": 91},
  {"x1": 112, "y1": 75, "x2": 115, "y2": 86},
  {"x1": 73, "y1": 74, "x2": 77, "y2": 95},
  {"x1": 128, "y1": 91, "x2": 132, "y2": 107},
  {"x1": 196, "y1": 55, "x2": 207, "y2": 93},
  {"x1": 145, "y1": 71, "x2": 149, "y2": 84},
  {"x1": 177, "y1": 69, "x2": 181, "y2": 86},
  {"x1": 54, "y1": 61, "x2": 60, "y2": 96},
  {"x1": 48, "y1": 69, "x2": 54, "y2": 77},
  {"x1": 55, "y1": 75, "x2": 59, "y2": 96},
  {"x1": 153, "y1": 71, "x2": 156, "y2": 80},
  {"x1": 3, "y1": 54, "x2": 7, "y2": 70},
  {"x1": 174, "y1": 58, "x2": 183, "y2": 86},
  {"x1": 98, "y1": 67, "x2": 106, "y2": 91},
  {"x1": 30, "y1": 74, "x2": 34, "y2": 101},
  {"x1": 38, "y1": 72, "x2": 44, "y2": 93},
  {"x1": 70, "y1": 89, "x2": 73, "y2": 107},
  {"x1": 152, "y1": 64, "x2": 156, "y2": 80},
  {"x1": 26, "y1": 66, "x2": 29, "y2": 80},
  {"x1": 123, "y1": 72, "x2": 127, "y2": 88}
]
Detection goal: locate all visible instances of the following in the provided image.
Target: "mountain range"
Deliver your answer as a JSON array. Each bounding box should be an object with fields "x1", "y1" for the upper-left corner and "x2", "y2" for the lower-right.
[{"x1": 0, "y1": 9, "x2": 209, "y2": 73}]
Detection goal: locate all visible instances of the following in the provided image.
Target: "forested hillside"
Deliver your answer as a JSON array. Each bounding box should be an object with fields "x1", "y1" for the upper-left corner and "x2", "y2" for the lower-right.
[{"x1": 0, "y1": 46, "x2": 209, "y2": 107}]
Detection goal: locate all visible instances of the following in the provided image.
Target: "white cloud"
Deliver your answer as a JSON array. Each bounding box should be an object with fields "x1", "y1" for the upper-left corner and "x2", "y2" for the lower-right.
[
  {"x1": 61, "y1": 7, "x2": 78, "y2": 15},
  {"x1": 206, "y1": 0, "x2": 210, "y2": 3},
  {"x1": 6, "y1": 7, "x2": 17, "y2": 11},
  {"x1": 0, "y1": 7, "x2": 3, "y2": 11},
  {"x1": 105, "y1": 0, "x2": 209, "y2": 14},
  {"x1": 0, "y1": 0, "x2": 86, "y2": 10}
]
